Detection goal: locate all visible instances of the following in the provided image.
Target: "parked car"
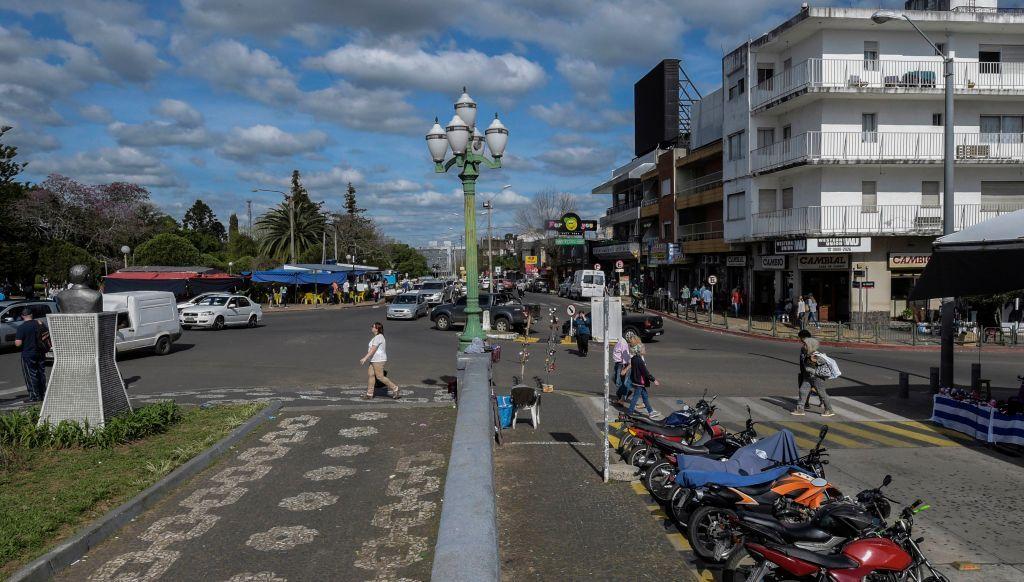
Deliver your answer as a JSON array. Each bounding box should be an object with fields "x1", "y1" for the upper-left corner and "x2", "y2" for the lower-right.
[
  {"x1": 418, "y1": 280, "x2": 447, "y2": 305},
  {"x1": 0, "y1": 300, "x2": 58, "y2": 350},
  {"x1": 561, "y1": 309, "x2": 664, "y2": 342},
  {"x1": 431, "y1": 293, "x2": 533, "y2": 333},
  {"x1": 103, "y1": 292, "x2": 182, "y2": 355},
  {"x1": 387, "y1": 293, "x2": 429, "y2": 320},
  {"x1": 515, "y1": 278, "x2": 529, "y2": 293},
  {"x1": 179, "y1": 294, "x2": 263, "y2": 330},
  {"x1": 569, "y1": 269, "x2": 605, "y2": 299},
  {"x1": 557, "y1": 280, "x2": 572, "y2": 297},
  {"x1": 176, "y1": 292, "x2": 228, "y2": 313},
  {"x1": 531, "y1": 279, "x2": 549, "y2": 293}
]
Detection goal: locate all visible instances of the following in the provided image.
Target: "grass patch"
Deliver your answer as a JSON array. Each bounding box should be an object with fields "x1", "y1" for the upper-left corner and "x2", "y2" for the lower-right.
[
  {"x1": 0, "y1": 402, "x2": 265, "y2": 578},
  {"x1": 0, "y1": 402, "x2": 182, "y2": 449}
]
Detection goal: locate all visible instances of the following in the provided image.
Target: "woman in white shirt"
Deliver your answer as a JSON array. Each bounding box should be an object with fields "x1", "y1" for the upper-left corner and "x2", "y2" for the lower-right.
[{"x1": 360, "y1": 322, "x2": 401, "y2": 400}]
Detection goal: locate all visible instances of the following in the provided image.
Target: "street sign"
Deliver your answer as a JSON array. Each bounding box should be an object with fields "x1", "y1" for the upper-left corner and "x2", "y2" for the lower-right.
[
  {"x1": 593, "y1": 263, "x2": 601, "y2": 270},
  {"x1": 566, "y1": 304, "x2": 576, "y2": 317},
  {"x1": 555, "y1": 236, "x2": 585, "y2": 246},
  {"x1": 615, "y1": 269, "x2": 624, "y2": 273},
  {"x1": 615, "y1": 260, "x2": 624, "y2": 269},
  {"x1": 853, "y1": 281, "x2": 875, "y2": 289},
  {"x1": 707, "y1": 275, "x2": 718, "y2": 286}
]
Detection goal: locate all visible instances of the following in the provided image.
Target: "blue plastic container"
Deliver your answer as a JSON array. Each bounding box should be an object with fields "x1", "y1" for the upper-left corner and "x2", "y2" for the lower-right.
[{"x1": 496, "y1": 395, "x2": 514, "y2": 428}]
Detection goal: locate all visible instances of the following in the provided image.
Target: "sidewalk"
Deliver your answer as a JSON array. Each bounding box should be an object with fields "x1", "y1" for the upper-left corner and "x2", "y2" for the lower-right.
[
  {"x1": 56, "y1": 403, "x2": 454, "y2": 582},
  {"x1": 494, "y1": 392, "x2": 695, "y2": 581},
  {"x1": 262, "y1": 300, "x2": 383, "y2": 314}
]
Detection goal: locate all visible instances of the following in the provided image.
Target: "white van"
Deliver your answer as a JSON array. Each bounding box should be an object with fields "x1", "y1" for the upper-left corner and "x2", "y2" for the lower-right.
[
  {"x1": 570, "y1": 269, "x2": 606, "y2": 299},
  {"x1": 102, "y1": 291, "x2": 182, "y2": 356}
]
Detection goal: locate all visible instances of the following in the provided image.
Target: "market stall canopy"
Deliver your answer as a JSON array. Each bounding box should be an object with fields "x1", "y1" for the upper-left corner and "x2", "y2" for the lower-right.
[
  {"x1": 103, "y1": 269, "x2": 243, "y2": 295},
  {"x1": 251, "y1": 269, "x2": 361, "y2": 285},
  {"x1": 910, "y1": 209, "x2": 1024, "y2": 299}
]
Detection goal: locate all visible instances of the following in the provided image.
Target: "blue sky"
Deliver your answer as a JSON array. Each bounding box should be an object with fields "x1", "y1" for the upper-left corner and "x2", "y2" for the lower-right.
[{"x1": 1, "y1": 0, "x2": 931, "y2": 246}]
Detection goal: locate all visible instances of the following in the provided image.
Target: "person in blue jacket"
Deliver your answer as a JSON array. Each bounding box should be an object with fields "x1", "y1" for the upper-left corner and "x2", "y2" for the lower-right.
[{"x1": 574, "y1": 312, "x2": 591, "y2": 357}]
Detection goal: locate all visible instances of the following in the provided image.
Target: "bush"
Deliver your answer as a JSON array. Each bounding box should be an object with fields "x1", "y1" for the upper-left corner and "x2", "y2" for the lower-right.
[
  {"x1": 0, "y1": 401, "x2": 182, "y2": 449},
  {"x1": 134, "y1": 233, "x2": 202, "y2": 267}
]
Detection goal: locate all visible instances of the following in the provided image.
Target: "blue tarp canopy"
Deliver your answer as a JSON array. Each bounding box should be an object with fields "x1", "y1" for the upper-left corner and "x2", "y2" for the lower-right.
[
  {"x1": 251, "y1": 269, "x2": 364, "y2": 285},
  {"x1": 251, "y1": 269, "x2": 300, "y2": 284}
]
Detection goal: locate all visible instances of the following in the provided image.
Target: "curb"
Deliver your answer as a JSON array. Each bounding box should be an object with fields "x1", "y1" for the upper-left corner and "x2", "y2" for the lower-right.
[
  {"x1": 652, "y1": 309, "x2": 1016, "y2": 353},
  {"x1": 10, "y1": 401, "x2": 283, "y2": 582},
  {"x1": 263, "y1": 302, "x2": 381, "y2": 315}
]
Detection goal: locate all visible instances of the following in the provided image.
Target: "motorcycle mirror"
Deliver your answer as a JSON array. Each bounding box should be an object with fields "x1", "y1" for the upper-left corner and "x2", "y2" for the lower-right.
[
  {"x1": 746, "y1": 404, "x2": 752, "y2": 419},
  {"x1": 882, "y1": 474, "x2": 892, "y2": 487},
  {"x1": 818, "y1": 425, "x2": 828, "y2": 443}
]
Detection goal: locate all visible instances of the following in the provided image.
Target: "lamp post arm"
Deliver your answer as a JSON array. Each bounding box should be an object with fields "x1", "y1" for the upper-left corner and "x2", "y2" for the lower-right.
[{"x1": 902, "y1": 15, "x2": 945, "y2": 59}]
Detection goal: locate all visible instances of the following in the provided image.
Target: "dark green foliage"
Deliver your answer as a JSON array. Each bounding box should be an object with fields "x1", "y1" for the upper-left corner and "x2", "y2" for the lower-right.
[
  {"x1": 36, "y1": 240, "x2": 99, "y2": 284},
  {"x1": 0, "y1": 401, "x2": 182, "y2": 449},
  {"x1": 134, "y1": 233, "x2": 202, "y2": 266},
  {"x1": 389, "y1": 243, "x2": 430, "y2": 277},
  {"x1": 182, "y1": 199, "x2": 226, "y2": 241},
  {"x1": 344, "y1": 182, "x2": 364, "y2": 215},
  {"x1": 183, "y1": 230, "x2": 223, "y2": 254}
]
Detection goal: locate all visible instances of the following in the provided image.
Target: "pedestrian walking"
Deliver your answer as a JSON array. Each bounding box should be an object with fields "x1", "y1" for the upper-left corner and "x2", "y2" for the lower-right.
[
  {"x1": 360, "y1": 322, "x2": 401, "y2": 400},
  {"x1": 343, "y1": 279, "x2": 351, "y2": 303},
  {"x1": 331, "y1": 281, "x2": 340, "y2": 304},
  {"x1": 731, "y1": 287, "x2": 742, "y2": 317},
  {"x1": 679, "y1": 285, "x2": 690, "y2": 307},
  {"x1": 806, "y1": 294, "x2": 819, "y2": 329},
  {"x1": 701, "y1": 285, "x2": 713, "y2": 313},
  {"x1": 612, "y1": 334, "x2": 632, "y2": 405},
  {"x1": 627, "y1": 336, "x2": 659, "y2": 418},
  {"x1": 797, "y1": 295, "x2": 808, "y2": 330},
  {"x1": 14, "y1": 308, "x2": 47, "y2": 403},
  {"x1": 792, "y1": 337, "x2": 837, "y2": 417},
  {"x1": 574, "y1": 312, "x2": 591, "y2": 357},
  {"x1": 279, "y1": 285, "x2": 289, "y2": 308}
]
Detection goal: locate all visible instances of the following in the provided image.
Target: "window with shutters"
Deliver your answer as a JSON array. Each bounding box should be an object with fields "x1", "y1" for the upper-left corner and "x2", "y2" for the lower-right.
[
  {"x1": 862, "y1": 113, "x2": 877, "y2": 143},
  {"x1": 757, "y1": 128, "x2": 775, "y2": 148},
  {"x1": 728, "y1": 131, "x2": 746, "y2": 161},
  {"x1": 922, "y1": 181, "x2": 940, "y2": 208},
  {"x1": 864, "y1": 41, "x2": 879, "y2": 71},
  {"x1": 782, "y1": 187, "x2": 794, "y2": 210},
  {"x1": 727, "y1": 192, "x2": 746, "y2": 221},
  {"x1": 758, "y1": 189, "x2": 776, "y2": 214},
  {"x1": 862, "y1": 181, "x2": 878, "y2": 213},
  {"x1": 980, "y1": 115, "x2": 1023, "y2": 143},
  {"x1": 980, "y1": 181, "x2": 1024, "y2": 211}
]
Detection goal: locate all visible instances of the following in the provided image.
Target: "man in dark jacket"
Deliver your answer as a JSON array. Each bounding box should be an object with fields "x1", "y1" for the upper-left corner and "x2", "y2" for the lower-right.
[{"x1": 14, "y1": 308, "x2": 47, "y2": 402}]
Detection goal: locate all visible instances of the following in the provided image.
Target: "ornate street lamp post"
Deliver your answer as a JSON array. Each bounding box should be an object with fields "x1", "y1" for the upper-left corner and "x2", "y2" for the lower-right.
[{"x1": 426, "y1": 88, "x2": 509, "y2": 350}]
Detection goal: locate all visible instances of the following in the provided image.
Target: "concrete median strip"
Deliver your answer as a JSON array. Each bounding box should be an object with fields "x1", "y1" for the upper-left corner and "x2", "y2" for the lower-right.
[{"x1": 9, "y1": 401, "x2": 283, "y2": 582}]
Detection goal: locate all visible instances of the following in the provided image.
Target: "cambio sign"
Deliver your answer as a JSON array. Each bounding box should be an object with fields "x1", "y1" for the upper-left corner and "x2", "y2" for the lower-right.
[{"x1": 797, "y1": 254, "x2": 850, "y2": 270}]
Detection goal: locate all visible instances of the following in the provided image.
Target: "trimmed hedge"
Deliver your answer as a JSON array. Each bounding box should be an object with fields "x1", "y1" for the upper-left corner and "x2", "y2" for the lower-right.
[{"x1": 0, "y1": 402, "x2": 182, "y2": 449}]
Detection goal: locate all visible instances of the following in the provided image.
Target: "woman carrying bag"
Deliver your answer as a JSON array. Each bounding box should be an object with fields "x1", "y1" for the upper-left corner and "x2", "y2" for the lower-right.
[{"x1": 627, "y1": 336, "x2": 660, "y2": 419}]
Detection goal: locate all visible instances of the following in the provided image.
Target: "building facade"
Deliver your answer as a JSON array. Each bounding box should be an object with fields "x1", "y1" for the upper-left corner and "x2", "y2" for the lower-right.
[{"x1": 720, "y1": 2, "x2": 1024, "y2": 321}]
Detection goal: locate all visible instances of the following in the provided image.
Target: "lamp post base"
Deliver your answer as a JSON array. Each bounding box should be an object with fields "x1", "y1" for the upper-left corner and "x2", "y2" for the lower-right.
[{"x1": 459, "y1": 312, "x2": 486, "y2": 351}]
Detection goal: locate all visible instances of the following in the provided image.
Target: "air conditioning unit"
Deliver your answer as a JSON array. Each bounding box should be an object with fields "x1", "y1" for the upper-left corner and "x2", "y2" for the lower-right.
[
  {"x1": 956, "y1": 144, "x2": 990, "y2": 159},
  {"x1": 914, "y1": 216, "x2": 942, "y2": 229}
]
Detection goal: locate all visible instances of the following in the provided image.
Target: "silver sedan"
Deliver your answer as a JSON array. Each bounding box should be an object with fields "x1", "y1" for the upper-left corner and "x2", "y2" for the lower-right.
[{"x1": 386, "y1": 294, "x2": 429, "y2": 320}]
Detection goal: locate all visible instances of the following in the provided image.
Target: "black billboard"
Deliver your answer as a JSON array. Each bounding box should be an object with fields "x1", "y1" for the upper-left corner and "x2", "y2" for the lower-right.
[{"x1": 634, "y1": 59, "x2": 680, "y2": 157}]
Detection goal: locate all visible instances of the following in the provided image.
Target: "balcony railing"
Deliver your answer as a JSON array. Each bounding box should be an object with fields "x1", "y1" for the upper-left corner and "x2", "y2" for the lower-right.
[
  {"x1": 752, "y1": 58, "x2": 1024, "y2": 109},
  {"x1": 676, "y1": 171, "x2": 724, "y2": 197},
  {"x1": 751, "y1": 131, "x2": 1024, "y2": 174},
  {"x1": 606, "y1": 199, "x2": 641, "y2": 215},
  {"x1": 678, "y1": 220, "x2": 724, "y2": 242},
  {"x1": 749, "y1": 203, "x2": 1024, "y2": 239}
]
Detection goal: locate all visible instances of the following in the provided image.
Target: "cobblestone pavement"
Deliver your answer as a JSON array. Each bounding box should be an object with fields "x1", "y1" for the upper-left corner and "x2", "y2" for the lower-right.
[{"x1": 56, "y1": 404, "x2": 454, "y2": 582}]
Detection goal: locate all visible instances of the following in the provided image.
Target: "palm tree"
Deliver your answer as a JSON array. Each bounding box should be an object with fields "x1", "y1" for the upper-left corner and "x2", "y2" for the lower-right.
[{"x1": 255, "y1": 200, "x2": 325, "y2": 262}]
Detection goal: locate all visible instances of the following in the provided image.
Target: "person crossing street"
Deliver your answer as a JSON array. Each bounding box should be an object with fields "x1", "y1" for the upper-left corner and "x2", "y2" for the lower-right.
[{"x1": 360, "y1": 322, "x2": 401, "y2": 400}]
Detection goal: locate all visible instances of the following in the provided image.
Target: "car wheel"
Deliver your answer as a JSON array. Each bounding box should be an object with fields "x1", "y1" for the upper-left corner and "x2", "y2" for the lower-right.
[
  {"x1": 248, "y1": 315, "x2": 257, "y2": 328},
  {"x1": 181, "y1": 325, "x2": 191, "y2": 330},
  {"x1": 435, "y1": 314, "x2": 451, "y2": 331},
  {"x1": 494, "y1": 317, "x2": 511, "y2": 333},
  {"x1": 213, "y1": 316, "x2": 225, "y2": 330},
  {"x1": 624, "y1": 327, "x2": 640, "y2": 342},
  {"x1": 154, "y1": 335, "x2": 172, "y2": 356}
]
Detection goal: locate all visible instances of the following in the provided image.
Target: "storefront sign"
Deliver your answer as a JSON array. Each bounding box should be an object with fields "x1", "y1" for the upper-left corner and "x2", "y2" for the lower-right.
[
  {"x1": 775, "y1": 239, "x2": 807, "y2": 254},
  {"x1": 807, "y1": 237, "x2": 871, "y2": 253},
  {"x1": 646, "y1": 242, "x2": 680, "y2": 266},
  {"x1": 525, "y1": 255, "x2": 538, "y2": 274},
  {"x1": 701, "y1": 255, "x2": 721, "y2": 264},
  {"x1": 547, "y1": 213, "x2": 598, "y2": 233},
  {"x1": 757, "y1": 255, "x2": 787, "y2": 270},
  {"x1": 888, "y1": 253, "x2": 931, "y2": 271},
  {"x1": 593, "y1": 242, "x2": 640, "y2": 258},
  {"x1": 555, "y1": 236, "x2": 585, "y2": 246},
  {"x1": 797, "y1": 254, "x2": 850, "y2": 270},
  {"x1": 726, "y1": 256, "x2": 747, "y2": 267}
]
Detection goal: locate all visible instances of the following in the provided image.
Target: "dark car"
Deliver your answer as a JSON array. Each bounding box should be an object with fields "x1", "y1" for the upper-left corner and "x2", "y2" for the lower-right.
[
  {"x1": 431, "y1": 292, "x2": 534, "y2": 334},
  {"x1": 561, "y1": 309, "x2": 664, "y2": 342},
  {"x1": 531, "y1": 279, "x2": 549, "y2": 293},
  {"x1": 1, "y1": 300, "x2": 59, "y2": 350}
]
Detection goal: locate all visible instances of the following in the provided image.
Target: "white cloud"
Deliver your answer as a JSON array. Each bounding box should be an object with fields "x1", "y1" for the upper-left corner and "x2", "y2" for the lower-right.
[
  {"x1": 299, "y1": 82, "x2": 420, "y2": 134},
  {"x1": 238, "y1": 165, "x2": 365, "y2": 194},
  {"x1": 530, "y1": 101, "x2": 630, "y2": 132},
  {"x1": 174, "y1": 37, "x2": 299, "y2": 104},
  {"x1": 306, "y1": 43, "x2": 545, "y2": 95},
  {"x1": 536, "y1": 145, "x2": 617, "y2": 177},
  {"x1": 153, "y1": 99, "x2": 203, "y2": 127},
  {"x1": 108, "y1": 98, "x2": 211, "y2": 148},
  {"x1": 366, "y1": 179, "x2": 423, "y2": 194},
  {"x1": 79, "y1": 104, "x2": 113, "y2": 123},
  {"x1": 4, "y1": 127, "x2": 61, "y2": 154},
  {"x1": 556, "y1": 56, "x2": 612, "y2": 102},
  {"x1": 33, "y1": 146, "x2": 182, "y2": 187},
  {"x1": 217, "y1": 125, "x2": 329, "y2": 161}
]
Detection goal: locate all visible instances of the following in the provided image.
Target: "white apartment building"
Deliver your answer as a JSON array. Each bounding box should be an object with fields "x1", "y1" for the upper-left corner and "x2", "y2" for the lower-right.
[{"x1": 721, "y1": 1, "x2": 1024, "y2": 321}]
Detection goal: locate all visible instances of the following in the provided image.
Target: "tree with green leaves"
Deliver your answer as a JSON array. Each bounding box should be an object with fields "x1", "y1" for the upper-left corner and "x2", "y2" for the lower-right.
[
  {"x1": 387, "y1": 242, "x2": 430, "y2": 277},
  {"x1": 37, "y1": 240, "x2": 99, "y2": 284},
  {"x1": 134, "y1": 233, "x2": 202, "y2": 266},
  {"x1": 1, "y1": 126, "x2": 27, "y2": 185},
  {"x1": 182, "y1": 199, "x2": 226, "y2": 241},
  {"x1": 228, "y1": 213, "x2": 239, "y2": 238},
  {"x1": 344, "y1": 182, "x2": 364, "y2": 215},
  {"x1": 0, "y1": 126, "x2": 35, "y2": 287},
  {"x1": 290, "y1": 170, "x2": 313, "y2": 208},
  {"x1": 255, "y1": 171, "x2": 326, "y2": 263}
]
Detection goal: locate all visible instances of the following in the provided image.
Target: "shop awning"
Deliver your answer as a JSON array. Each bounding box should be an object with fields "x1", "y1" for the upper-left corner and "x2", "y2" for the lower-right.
[
  {"x1": 910, "y1": 209, "x2": 1024, "y2": 299},
  {"x1": 103, "y1": 270, "x2": 244, "y2": 295}
]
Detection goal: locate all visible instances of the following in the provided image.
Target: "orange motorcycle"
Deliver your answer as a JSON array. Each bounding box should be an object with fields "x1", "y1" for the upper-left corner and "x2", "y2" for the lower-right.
[{"x1": 669, "y1": 426, "x2": 843, "y2": 561}]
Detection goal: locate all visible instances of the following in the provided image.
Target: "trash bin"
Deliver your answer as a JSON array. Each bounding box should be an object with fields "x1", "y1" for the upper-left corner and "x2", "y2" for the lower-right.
[{"x1": 496, "y1": 395, "x2": 513, "y2": 428}]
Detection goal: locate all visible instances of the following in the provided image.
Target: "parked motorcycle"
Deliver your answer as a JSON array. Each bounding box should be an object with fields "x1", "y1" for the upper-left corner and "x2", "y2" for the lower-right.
[{"x1": 620, "y1": 391, "x2": 725, "y2": 468}]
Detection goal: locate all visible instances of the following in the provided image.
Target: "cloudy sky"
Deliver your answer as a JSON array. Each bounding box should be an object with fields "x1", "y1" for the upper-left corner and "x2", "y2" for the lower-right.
[{"x1": 2, "y1": 0, "x2": 928, "y2": 245}]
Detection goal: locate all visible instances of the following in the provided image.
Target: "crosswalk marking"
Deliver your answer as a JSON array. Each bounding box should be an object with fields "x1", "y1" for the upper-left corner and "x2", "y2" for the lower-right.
[
  {"x1": 783, "y1": 420, "x2": 869, "y2": 449},
  {"x1": 824, "y1": 422, "x2": 923, "y2": 449},
  {"x1": 900, "y1": 420, "x2": 978, "y2": 445},
  {"x1": 757, "y1": 424, "x2": 819, "y2": 450},
  {"x1": 862, "y1": 421, "x2": 958, "y2": 447},
  {"x1": 830, "y1": 396, "x2": 911, "y2": 421},
  {"x1": 0, "y1": 385, "x2": 27, "y2": 397}
]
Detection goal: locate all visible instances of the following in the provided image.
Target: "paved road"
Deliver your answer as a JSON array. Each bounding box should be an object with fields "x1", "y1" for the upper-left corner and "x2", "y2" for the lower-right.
[{"x1": 58, "y1": 403, "x2": 453, "y2": 582}]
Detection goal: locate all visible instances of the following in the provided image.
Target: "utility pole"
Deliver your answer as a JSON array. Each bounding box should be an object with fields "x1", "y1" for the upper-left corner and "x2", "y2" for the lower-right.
[
  {"x1": 483, "y1": 200, "x2": 494, "y2": 292},
  {"x1": 333, "y1": 219, "x2": 338, "y2": 263},
  {"x1": 289, "y1": 196, "x2": 296, "y2": 264},
  {"x1": 321, "y1": 224, "x2": 327, "y2": 265}
]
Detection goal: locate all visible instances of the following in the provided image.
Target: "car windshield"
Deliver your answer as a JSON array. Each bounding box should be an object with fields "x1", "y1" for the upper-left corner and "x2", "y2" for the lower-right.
[
  {"x1": 422, "y1": 282, "x2": 444, "y2": 290},
  {"x1": 196, "y1": 297, "x2": 229, "y2": 306},
  {"x1": 394, "y1": 295, "x2": 418, "y2": 304}
]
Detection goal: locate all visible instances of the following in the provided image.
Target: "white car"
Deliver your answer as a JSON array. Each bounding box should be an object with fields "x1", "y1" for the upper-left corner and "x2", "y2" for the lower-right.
[
  {"x1": 180, "y1": 295, "x2": 262, "y2": 330},
  {"x1": 418, "y1": 280, "x2": 447, "y2": 305},
  {"x1": 177, "y1": 292, "x2": 228, "y2": 313}
]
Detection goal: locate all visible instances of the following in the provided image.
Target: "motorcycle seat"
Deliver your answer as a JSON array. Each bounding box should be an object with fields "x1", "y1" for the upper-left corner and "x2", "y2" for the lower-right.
[
  {"x1": 766, "y1": 543, "x2": 858, "y2": 570},
  {"x1": 632, "y1": 421, "x2": 691, "y2": 438},
  {"x1": 731, "y1": 481, "x2": 776, "y2": 497},
  {"x1": 652, "y1": 437, "x2": 708, "y2": 455},
  {"x1": 740, "y1": 513, "x2": 831, "y2": 543}
]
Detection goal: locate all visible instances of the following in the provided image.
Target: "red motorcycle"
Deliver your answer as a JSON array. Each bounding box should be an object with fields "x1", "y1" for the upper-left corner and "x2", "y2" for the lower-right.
[
  {"x1": 727, "y1": 498, "x2": 948, "y2": 582},
  {"x1": 620, "y1": 393, "x2": 726, "y2": 468}
]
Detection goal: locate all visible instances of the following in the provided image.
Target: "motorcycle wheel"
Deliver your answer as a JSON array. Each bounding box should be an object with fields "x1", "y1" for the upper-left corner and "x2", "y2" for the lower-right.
[
  {"x1": 722, "y1": 547, "x2": 759, "y2": 582},
  {"x1": 619, "y1": 435, "x2": 640, "y2": 455},
  {"x1": 687, "y1": 505, "x2": 738, "y2": 562},
  {"x1": 669, "y1": 486, "x2": 692, "y2": 524},
  {"x1": 626, "y1": 445, "x2": 653, "y2": 468},
  {"x1": 645, "y1": 460, "x2": 676, "y2": 503}
]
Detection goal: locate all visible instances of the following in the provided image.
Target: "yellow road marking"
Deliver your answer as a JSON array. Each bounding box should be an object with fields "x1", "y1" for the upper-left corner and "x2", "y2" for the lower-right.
[
  {"x1": 647, "y1": 505, "x2": 669, "y2": 520},
  {"x1": 666, "y1": 532, "x2": 690, "y2": 551},
  {"x1": 863, "y1": 422, "x2": 958, "y2": 447},
  {"x1": 781, "y1": 421, "x2": 869, "y2": 449},
  {"x1": 631, "y1": 482, "x2": 647, "y2": 495},
  {"x1": 901, "y1": 421, "x2": 978, "y2": 445},
  {"x1": 825, "y1": 422, "x2": 920, "y2": 449}
]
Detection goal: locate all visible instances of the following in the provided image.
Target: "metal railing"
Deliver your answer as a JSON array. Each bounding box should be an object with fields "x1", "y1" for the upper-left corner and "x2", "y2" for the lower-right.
[
  {"x1": 606, "y1": 199, "x2": 641, "y2": 215},
  {"x1": 749, "y1": 203, "x2": 1024, "y2": 238},
  {"x1": 678, "y1": 220, "x2": 724, "y2": 242},
  {"x1": 640, "y1": 197, "x2": 659, "y2": 208},
  {"x1": 676, "y1": 171, "x2": 724, "y2": 197},
  {"x1": 751, "y1": 131, "x2": 1024, "y2": 173},
  {"x1": 752, "y1": 58, "x2": 1024, "y2": 109}
]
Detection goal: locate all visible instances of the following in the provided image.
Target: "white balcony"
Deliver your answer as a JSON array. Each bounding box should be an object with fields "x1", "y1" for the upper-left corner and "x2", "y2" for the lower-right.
[
  {"x1": 752, "y1": 58, "x2": 1024, "y2": 111},
  {"x1": 749, "y1": 203, "x2": 1024, "y2": 239},
  {"x1": 751, "y1": 131, "x2": 1024, "y2": 175}
]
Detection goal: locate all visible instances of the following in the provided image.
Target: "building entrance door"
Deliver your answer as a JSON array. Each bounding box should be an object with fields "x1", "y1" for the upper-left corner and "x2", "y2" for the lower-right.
[
  {"x1": 801, "y1": 270, "x2": 850, "y2": 322},
  {"x1": 753, "y1": 271, "x2": 776, "y2": 315}
]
